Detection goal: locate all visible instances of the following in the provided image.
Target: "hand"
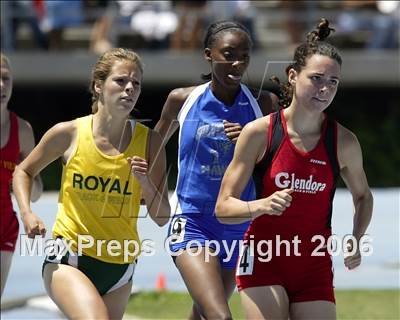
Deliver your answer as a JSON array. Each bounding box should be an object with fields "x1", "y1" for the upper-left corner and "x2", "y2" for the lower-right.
[
  {"x1": 128, "y1": 156, "x2": 150, "y2": 186},
  {"x1": 223, "y1": 120, "x2": 242, "y2": 143},
  {"x1": 344, "y1": 239, "x2": 362, "y2": 270},
  {"x1": 254, "y1": 188, "x2": 294, "y2": 219},
  {"x1": 22, "y1": 212, "x2": 46, "y2": 238}
]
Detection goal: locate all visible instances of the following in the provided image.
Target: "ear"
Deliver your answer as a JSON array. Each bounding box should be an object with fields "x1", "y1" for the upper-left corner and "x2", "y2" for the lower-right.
[
  {"x1": 94, "y1": 81, "x2": 102, "y2": 94},
  {"x1": 287, "y1": 68, "x2": 297, "y2": 86},
  {"x1": 204, "y1": 48, "x2": 212, "y2": 62}
]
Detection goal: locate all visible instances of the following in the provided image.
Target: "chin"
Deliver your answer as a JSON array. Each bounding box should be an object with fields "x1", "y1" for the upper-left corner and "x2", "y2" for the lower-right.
[
  {"x1": 313, "y1": 106, "x2": 328, "y2": 113},
  {"x1": 1, "y1": 101, "x2": 9, "y2": 109},
  {"x1": 224, "y1": 80, "x2": 241, "y2": 90},
  {"x1": 309, "y1": 100, "x2": 329, "y2": 112},
  {"x1": 121, "y1": 107, "x2": 134, "y2": 115},
  {"x1": 119, "y1": 102, "x2": 134, "y2": 110}
]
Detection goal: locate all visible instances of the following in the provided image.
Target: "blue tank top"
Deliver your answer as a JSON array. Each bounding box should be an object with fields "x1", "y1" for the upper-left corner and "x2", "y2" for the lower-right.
[{"x1": 171, "y1": 82, "x2": 263, "y2": 218}]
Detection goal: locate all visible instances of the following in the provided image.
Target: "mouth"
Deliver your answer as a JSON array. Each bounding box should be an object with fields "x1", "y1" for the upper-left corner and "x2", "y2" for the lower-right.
[
  {"x1": 227, "y1": 74, "x2": 242, "y2": 82},
  {"x1": 120, "y1": 96, "x2": 134, "y2": 103},
  {"x1": 313, "y1": 97, "x2": 327, "y2": 103}
]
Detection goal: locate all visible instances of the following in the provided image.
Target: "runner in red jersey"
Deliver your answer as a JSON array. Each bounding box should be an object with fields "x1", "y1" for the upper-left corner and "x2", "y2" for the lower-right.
[
  {"x1": 0, "y1": 53, "x2": 42, "y2": 296},
  {"x1": 1, "y1": 112, "x2": 20, "y2": 252},
  {"x1": 216, "y1": 19, "x2": 373, "y2": 319},
  {"x1": 237, "y1": 109, "x2": 338, "y2": 303}
]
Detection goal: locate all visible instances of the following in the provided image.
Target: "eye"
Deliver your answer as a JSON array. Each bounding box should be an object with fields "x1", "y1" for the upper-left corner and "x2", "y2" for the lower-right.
[
  {"x1": 310, "y1": 75, "x2": 321, "y2": 81},
  {"x1": 114, "y1": 78, "x2": 125, "y2": 85},
  {"x1": 238, "y1": 53, "x2": 250, "y2": 63},
  {"x1": 330, "y1": 79, "x2": 339, "y2": 86},
  {"x1": 223, "y1": 51, "x2": 234, "y2": 60}
]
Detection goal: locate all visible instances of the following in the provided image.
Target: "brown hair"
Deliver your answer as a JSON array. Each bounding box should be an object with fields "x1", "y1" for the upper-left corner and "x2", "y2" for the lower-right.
[
  {"x1": 89, "y1": 48, "x2": 144, "y2": 113},
  {"x1": 271, "y1": 18, "x2": 342, "y2": 108}
]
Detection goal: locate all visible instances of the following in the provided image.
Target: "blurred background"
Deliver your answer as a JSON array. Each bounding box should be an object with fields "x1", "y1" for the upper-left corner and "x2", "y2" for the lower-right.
[{"x1": 1, "y1": 0, "x2": 399, "y2": 189}]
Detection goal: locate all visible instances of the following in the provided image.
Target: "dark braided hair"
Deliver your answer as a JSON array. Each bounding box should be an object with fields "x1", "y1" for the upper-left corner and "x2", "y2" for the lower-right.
[
  {"x1": 202, "y1": 20, "x2": 252, "y2": 81},
  {"x1": 271, "y1": 18, "x2": 342, "y2": 108}
]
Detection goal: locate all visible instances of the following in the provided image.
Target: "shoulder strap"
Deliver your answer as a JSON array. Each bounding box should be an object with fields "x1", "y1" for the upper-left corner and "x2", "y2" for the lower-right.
[
  {"x1": 9, "y1": 112, "x2": 20, "y2": 149},
  {"x1": 324, "y1": 117, "x2": 340, "y2": 228},
  {"x1": 177, "y1": 82, "x2": 210, "y2": 123},
  {"x1": 77, "y1": 115, "x2": 92, "y2": 139},
  {"x1": 145, "y1": 125, "x2": 151, "y2": 162},
  {"x1": 266, "y1": 110, "x2": 285, "y2": 165},
  {"x1": 240, "y1": 84, "x2": 263, "y2": 118},
  {"x1": 324, "y1": 118, "x2": 340, "y2": 180},
  {"x1": 253, "y1": 111, "x2": 285, "y2": 198}
]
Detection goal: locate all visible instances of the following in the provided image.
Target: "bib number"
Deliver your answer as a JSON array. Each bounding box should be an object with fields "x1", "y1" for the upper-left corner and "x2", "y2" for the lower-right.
[
  {"x1": 236, "y1": 245, "x2": 254, "y2": 276},
  {"x1": 170, "y1": 216, "x2": 187, "y2": 244}
]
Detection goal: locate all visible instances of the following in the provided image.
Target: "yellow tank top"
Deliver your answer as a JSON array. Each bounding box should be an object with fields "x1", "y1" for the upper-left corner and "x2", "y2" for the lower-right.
[{"x1": 53, "y1": 115, "x2": 148, "y2": 264}]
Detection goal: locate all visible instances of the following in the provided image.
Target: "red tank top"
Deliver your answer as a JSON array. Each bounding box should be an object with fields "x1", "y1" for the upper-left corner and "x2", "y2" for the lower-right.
[
  {"x1": 249, "y1": 110, "x2": 339, "y2": 239},
  {"x1": 0, "y1": 112, "x2": 20, "y2": 214}
]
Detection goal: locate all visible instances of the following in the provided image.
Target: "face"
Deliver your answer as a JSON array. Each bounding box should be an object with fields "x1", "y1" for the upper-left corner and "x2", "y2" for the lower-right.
[
  {"x1": 205, "y1": 30, "x2": 251, "y2": 89},
  {"x1": 289, "y1": 54, "x2": 340, "y2": 113},
  {"x1": 95, "y1": 59, "x2": 142, "y2": 115},
  {"x1": 0, "y1": 60, "x2": 12, "y2": 110}
]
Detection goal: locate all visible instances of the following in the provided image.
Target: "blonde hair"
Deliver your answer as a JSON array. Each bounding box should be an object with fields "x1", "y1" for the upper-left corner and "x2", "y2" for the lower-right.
[
  {"x1": 1, "y1": 52, "x2": 11, "y2": 68},
  {"x1": 89, "y1": 48, "x2": 144, "y2": 113}
]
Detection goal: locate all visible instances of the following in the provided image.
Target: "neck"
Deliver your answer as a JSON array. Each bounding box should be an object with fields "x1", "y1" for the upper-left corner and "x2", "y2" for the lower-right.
[
  {"x1": 285, "y1": 101, "x2": 324, "y2": 135},
  {"x1": 1, "y1": 106, "x2": 10, "y2": 127},
  {"x1": 92, "y1": 109, "x2": 131, "y2": 146},
  {"x1": 210, "y1": 81, "x2": 241, "y2": 106}
]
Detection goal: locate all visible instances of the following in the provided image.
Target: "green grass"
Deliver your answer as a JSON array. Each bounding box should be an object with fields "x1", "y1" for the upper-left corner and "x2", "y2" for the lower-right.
[
  {"x1": 335, "y1": 290, "x2": 400, "y2": 319},
  {"x1": 125, "y1": 290, "x2": 399, "y2": 319}
]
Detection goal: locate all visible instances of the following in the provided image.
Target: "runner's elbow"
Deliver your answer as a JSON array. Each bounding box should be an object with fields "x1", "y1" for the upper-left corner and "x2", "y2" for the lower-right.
[{"x1": 215, "y1": 200, "x2": 229, "y2": 221}]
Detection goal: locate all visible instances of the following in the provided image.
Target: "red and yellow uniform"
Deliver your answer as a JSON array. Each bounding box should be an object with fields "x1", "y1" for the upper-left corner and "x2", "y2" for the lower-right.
[{"x1": 0, "y1": 112, "x2": 20, "y2": 251}]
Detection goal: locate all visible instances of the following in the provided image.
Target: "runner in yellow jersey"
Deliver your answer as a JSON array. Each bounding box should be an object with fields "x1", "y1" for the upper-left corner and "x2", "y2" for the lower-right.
[{"x1": 12, "y1": 48, "x2": 170, "y2": 319}]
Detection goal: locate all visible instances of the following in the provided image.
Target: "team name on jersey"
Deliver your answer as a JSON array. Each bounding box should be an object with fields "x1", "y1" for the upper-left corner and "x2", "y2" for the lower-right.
[
  {"x1": 0, "y1": 160, "x2": 17, "y2": 171},
  {"x1": 200, "y1": 164, "x2": 228, "y2": 176},
  {"x1": 72, "y1": 173, "x2": 132, "y2": 195},
  {"x1": 275, "y1": 172, "x2": 326, "y2": 193}
]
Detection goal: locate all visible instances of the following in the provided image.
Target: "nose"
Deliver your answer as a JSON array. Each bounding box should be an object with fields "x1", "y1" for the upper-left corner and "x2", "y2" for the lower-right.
[
  {"x1": 125, "y1": 81, "x2": 134, "y2": 93},
  {"x1": 319, "y1": 84, "x2": 328, "y2": 94},
  {"x1": 232, "y1": 60, "x2": 245, "y2": 67}
]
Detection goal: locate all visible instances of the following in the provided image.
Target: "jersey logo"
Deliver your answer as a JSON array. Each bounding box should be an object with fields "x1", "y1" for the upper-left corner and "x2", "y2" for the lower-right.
[
  {"x1": 195, "y1": 123, "x2": 233, "y2": 179},
  {"x1": 195, "y1": 123, "x2": 225, "y2": 141},
  {"x1": 310, "y1": 159, "x2": 327, "y2": 165},
  {"x1": 275, "y1": 172, "x2": 326, "y2": 194}
]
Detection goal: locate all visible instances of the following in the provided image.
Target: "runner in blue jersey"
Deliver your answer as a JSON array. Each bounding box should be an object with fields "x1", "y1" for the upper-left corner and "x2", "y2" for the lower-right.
[{"x1": 155, "y1": 21, "x2": 279, "y2": 319}]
